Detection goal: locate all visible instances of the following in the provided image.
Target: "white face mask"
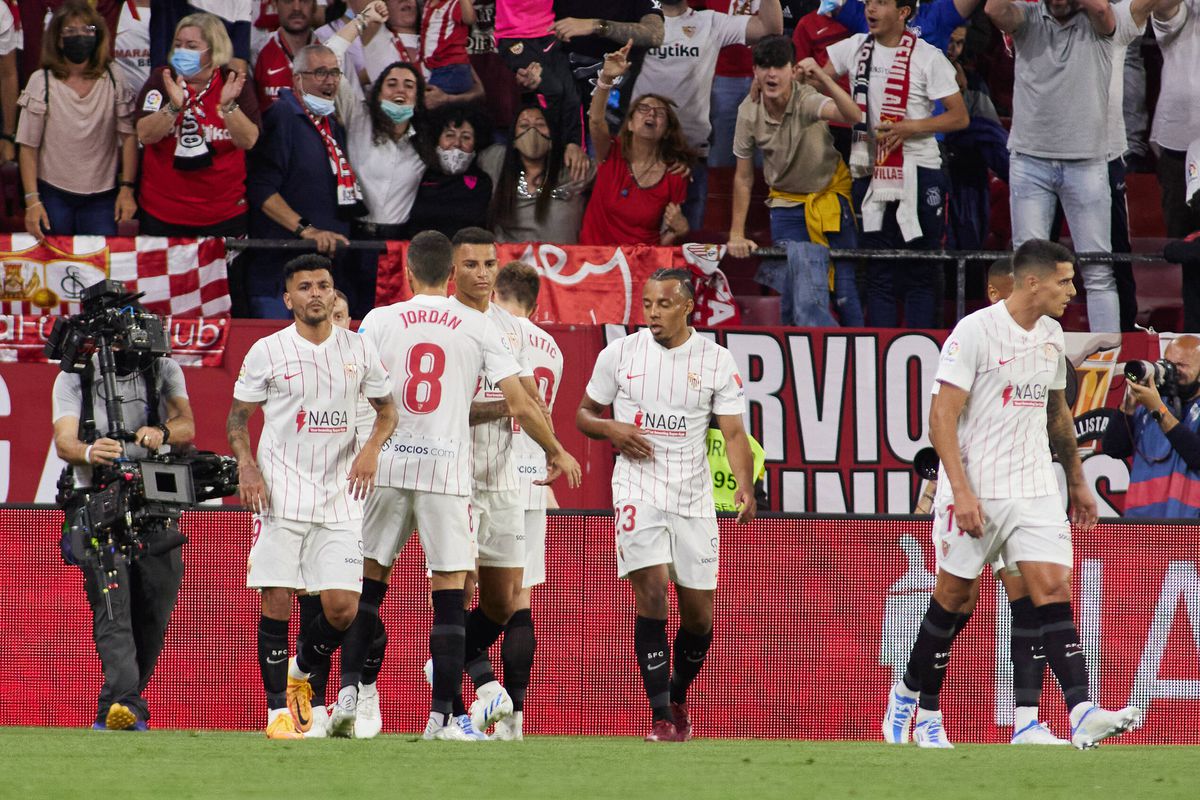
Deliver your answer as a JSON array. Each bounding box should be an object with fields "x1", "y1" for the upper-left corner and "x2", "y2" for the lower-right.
[{"x1": 437, "y1": 146, "x2": 474, "y2": 175}]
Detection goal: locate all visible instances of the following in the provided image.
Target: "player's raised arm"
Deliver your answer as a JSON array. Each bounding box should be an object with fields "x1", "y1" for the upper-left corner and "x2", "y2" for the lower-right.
[
  {"x1": 500, "y1": 375, "x2": 581, "y2": 487},
  {"x1": 716, "y1": 413, "x2": 757, "y2": 524},
  {"x1": 226, "y1": 398, "x2": 268, "y2": 514},
  {"x1": 928, "y1": 382, "x2": 983, "y2": 538}
]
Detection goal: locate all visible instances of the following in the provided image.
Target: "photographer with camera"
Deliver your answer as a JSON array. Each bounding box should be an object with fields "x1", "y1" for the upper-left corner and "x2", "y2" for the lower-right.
[
  {"x1": 1101, "y1": 335, "x2": 1200, "y2": 518},
  {"x1": 50, "y1": 303, "x2": 195, "y2": 731}
]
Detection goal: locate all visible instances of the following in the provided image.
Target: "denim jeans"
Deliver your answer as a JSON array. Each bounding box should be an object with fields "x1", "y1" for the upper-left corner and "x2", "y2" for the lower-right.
[
  {"x1": 1009, "y1": 152, "x2": 1118, "y2": 332},
  {"x1": 708, "y1": 76, "x2": 752, "y2": 169},
  {"x1": 769, "y1": 197, "x2": 864, "y2": 326},
  {"x1": 38, "y1": 180, "x2": 118, "y2": 236},
  {"x1": 852, "y1": 167, "x2": 948, "y2": 328},
  {"x1": 682, "y1": 157, "x2": 710, "y2": 232},
  {"x1": 428, "y1": 63, "x2": 474, "y2": 95}
]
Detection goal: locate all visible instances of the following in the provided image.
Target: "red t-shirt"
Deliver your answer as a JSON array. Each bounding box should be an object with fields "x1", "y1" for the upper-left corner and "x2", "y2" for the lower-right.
[
  {"x1": 792, "y1": 12, "x2": 850, "y2": 68},
  {"x1": 706, "y1": 0, "x2": 757, "y2": 78},
  {"x1": 135, "y1": 68, "x2": 262, "y2": 226},
  {"x1": 580, "y1": 140, "x2": 687, "y2": 246},
  {"x1": 254, "y1": 30, "x2": 311, "y2": 110},
  {"x1": 421, "y1": 0, "x2": 469, "y2": 69}
]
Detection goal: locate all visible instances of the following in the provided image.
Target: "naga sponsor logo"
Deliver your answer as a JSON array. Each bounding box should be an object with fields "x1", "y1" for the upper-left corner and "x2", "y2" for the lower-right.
[
  {"x1": 295, "y1": 407, "x2": 349, "y2": 433},
  {"x1": 1001, "y1": 382, "x2": 1047, "y2": 408},
  {"x1": 649, "y1": 43, "x2": 701, "y2": 60},
  {"x1": 633, "y1": 408, "x2": 687, "y2": 437}
]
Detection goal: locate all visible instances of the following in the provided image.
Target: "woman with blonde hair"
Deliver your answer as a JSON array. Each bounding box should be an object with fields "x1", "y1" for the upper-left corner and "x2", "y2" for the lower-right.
[
  {"x1": 134, "y1": 11, "x2": 260, "y2": 237},
  {"x1": 17, "y1": 0, "x2": 137, "y2": 240},
  {"x1": 579, "y1": 41, "x2": 695, "y2": 247}
]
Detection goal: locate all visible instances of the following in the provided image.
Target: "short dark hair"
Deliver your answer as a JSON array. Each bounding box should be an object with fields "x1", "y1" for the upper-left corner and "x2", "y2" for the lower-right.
[
  {"x1": 752, "y1": 35, "x2": 795, "y2": 69},
  {"x1": 451, "y1": 227, "x2": 496, "y2": 248},
  {"x1": 407, "y1": 230, "x2": 454, "y2": 286},
  {"x1": 895, "y1": 0, "x2": 919, "y2": 17},
  {"x1": 1012, "y1": 239, "x2": 1075, "y2": 279},
  {"x1": 495, "y1": 261, "x2": 540, "y2": 311},
  {"x1": 647, "y1": 268, "x2": 695, "y2": 300},
  {"x1": 987, "y1": 256, "x2": 1013, "y2": 283},
  {"x1": 283, "y1": 254, "x2": 333, "y2": 286}
]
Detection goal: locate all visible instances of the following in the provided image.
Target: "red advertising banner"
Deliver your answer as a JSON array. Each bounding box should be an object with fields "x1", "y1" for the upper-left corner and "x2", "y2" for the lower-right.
[
  {"x1": 376, "y1": 241, "x2": 741, "y2": 326},
  {"x1": 1, "y1": 510, "x2": 1196, "y2": 742}
]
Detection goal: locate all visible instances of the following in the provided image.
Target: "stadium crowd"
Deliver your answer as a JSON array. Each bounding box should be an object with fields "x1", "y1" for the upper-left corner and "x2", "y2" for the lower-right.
[{"x1": 2, "y1": 0, "x2": 1199, "y2": 327}]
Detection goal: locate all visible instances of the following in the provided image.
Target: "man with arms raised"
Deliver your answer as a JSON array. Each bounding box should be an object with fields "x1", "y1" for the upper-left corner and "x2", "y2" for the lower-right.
[
  {"x1": 577, "y1": 269, "x2": 756, "y2": 742},
  {"x1": 227, "y1": 254, "x2": 397, "y2": 740}
]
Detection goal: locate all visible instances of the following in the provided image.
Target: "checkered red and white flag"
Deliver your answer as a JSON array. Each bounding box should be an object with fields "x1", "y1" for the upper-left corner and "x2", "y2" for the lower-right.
[{"x1": 0, "y1": 235, "x2": 231, "y2": 317}]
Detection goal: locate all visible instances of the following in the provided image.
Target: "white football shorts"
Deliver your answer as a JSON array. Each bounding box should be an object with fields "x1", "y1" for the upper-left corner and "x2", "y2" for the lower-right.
[
  {"x1": 246, "y1": 515, "x2": 363, "y2": 593},
  {"x1": 363, "y1": 487, "x2": 473, "y2": 573},
  {"x1": 522, "y1": 509, "x2": 547, "y2": 588},
  {"x1": 471, "y1": 489, "x2": 526, "y2": 569},
  {"x1": 933, "y1": 494, "x2": 1071, "y2": 580},
  {"x1": 614, "y1": 500, "x2": 719, "y2": 590}
]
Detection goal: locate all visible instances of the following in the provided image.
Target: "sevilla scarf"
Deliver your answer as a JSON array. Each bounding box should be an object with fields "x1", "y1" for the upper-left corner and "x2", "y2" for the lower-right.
[
  {"x1": 173, "y1": 72, "x2": 217, "y2": 171},
  {"x1": 850, "y1": 30, "x2": 916, "y2": 197},
  {"x1": 306, "y1": 109, "x2": 367, "y2": 219}
]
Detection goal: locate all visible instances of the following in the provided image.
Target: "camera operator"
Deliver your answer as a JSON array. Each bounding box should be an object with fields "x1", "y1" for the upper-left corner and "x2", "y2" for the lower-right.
[
  {"x1": 1101, "y1": 335, "x2": 1200, "y2": 518},
  {"x1": 51, "y1": 341, "x2": 195, "y2": 731}
]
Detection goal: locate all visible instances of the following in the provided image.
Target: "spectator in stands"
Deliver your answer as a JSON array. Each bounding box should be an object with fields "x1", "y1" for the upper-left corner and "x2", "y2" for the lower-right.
[
  {"x1": 246, "y1": 42, "x2": 366, "y2": 317},
  {"x1": 727, "y1": 36, "x2": 864, "y2": 325},
  {"x1": 483, "y1": 104, "x2": 593, "y2": 244},
  {"x1": 633, "y1": 0, "x2": 782, "y2": 232},
  {"x1": 135, "y1": 12, "x2": 261, "y2": 237},
  {"x1": 551, "y1": 1, "x2": 664, "y2": 124},
  {"x1": 150, "y1": 1, "x2": 252, "y2": 71},
  {"x1": 380, "y1": 0, "x2": 420, "y2": 64},
  {"x1": 823, "y1": 0, "x2": 984, "y2": 51},
  {"x1": 420, "y1": 0, "x2": 476, "y2": 97},
  {"x1": 0, "y1": 0, "x2": 21, "y2": 163},
  {"x1": 1101, "y1": 335, "x2": 1200, "y2": 518},
  {"x1": 825, "y1": 0, "x2": 967, "y2": 328},
  {"x1": 403, "y1": 103, "x2": 495, "y2": 238},
  {"x1": 579, "y1": 42, "x2": 692, "y2": 246},
  {"x1": 315, "y1": 0, "x2": 376, "y2": 86},
  {"x1": 113, "y1": 0, "x2": 151, "y2": 99},
  {"x1": 254, "y1": 0, "x2": 319, "y2": 109},
  {"x1": 986, "y1": 0, "x2": 1122, "y2": 333},
  {"x1": 792, "y1": 7, "x2": 852, "y2": 158},
  {"x1": 1151, "y1": 1, "x2": 1200, "y2": 288},
  {"x1": 18, "y1": 2, "x2": 138, "y2": 240},
  {"x1": 327, "y1": 2, "x2": 427, "y2": 316},
  {"x1": 703, "y1": 0, "x2": 760, "y2": 171}
]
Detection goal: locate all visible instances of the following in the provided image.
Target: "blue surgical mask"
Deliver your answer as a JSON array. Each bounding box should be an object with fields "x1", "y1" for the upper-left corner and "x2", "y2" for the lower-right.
[
  {"x1": 302, "y1": 92, "x2": 336, "y2": 117},
  {"x1": 380, "y1": 99, "x2": 414, "y2": 124},
  {"x1": 170, "y1": 48, "x2": 205, "y2": 78}
]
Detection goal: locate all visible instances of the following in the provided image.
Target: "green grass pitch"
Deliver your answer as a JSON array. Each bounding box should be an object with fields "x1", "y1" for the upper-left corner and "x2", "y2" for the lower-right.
[{"x1": 4, "y1": 728, "x2": 1198, "y2": 799}]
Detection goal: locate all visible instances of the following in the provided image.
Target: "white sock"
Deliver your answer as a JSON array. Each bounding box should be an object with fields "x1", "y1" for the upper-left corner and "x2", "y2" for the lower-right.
[
  {"x1": 288, "y1": 658, "x2": 310, "y2": 682},
  {"x1": 337, "y1": 685, "x2": 358, "y2": 709},
  {"x1": 268, "y1": 707, "x2": 290, "y2": 725},
  {"x1": 429, "y1": 711, "x2": 449, "y2": 728},
  {"x1": 478, "y1": 679, "x2": 502, "y2": 699},
  {"x1": 1013, "y1": 706, "x2": 1039, "y2": 733},
  {"x1": 915, "y1": 708, "x2": 942, "y2": 724},
  {"x1": 894, "y1": 680, "x2": 919, "y2": 700}
]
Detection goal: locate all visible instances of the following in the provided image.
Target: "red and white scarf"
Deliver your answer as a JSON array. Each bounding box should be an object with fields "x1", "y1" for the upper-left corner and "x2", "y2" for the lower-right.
[
  {"x1": 305, "y1": 108, "x2": 366, "y2": 218},
  {"x1": 850, "y1": 31, "x2": 922, "y2": 240},
  {"x1": 173, "y1": 72, "x2": 217, "y2": 171}
]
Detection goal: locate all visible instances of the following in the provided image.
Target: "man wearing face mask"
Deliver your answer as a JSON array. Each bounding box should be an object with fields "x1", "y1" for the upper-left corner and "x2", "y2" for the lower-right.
[
  {"x1": 51, "y1": 333, "x2": 195, "y2": 731},
  {"x1": 1101, "y1": 336, "x2": 1200, "y2": 518},
  {"x1": 247, "y1": 41, "x2": 369, "y2": 319}
]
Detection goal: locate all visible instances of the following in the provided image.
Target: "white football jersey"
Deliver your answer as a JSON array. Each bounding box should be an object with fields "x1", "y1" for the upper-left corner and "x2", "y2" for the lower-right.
[
  {"x1": 933, "y1": 301, "x2": 1067, "y2": 499},
  {"x1": 471, "y1": 303, "x2": 535, "y2": 492},
  {"x1": 234, "y1": 324, "x2": 392, "y2": 522},
  {"x1": 358, "y1": 295, "x2": 522, "y2": 496},
  {"x1": 585, "y1": 329, "x2": 746, "y2": 518},
  {"x1": 511, "y1": 317, "x2": 565, "y2": 510}
]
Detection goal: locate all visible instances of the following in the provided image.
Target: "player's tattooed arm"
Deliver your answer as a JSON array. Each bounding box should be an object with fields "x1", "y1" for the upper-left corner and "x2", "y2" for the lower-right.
[
  {"x1": 226, "y1": 399, "x2": 268, "y2": 513},
  {"x1": 469, "y1": 400, "x2": 510, "y2": 426},
  {"x1": 1048, "y1": 389, "x2": 1098, "y2": 530}
]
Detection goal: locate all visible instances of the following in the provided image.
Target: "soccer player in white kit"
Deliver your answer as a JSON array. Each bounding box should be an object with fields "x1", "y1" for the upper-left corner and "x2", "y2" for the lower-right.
[
  {"x1": 461, "y1": 261, "x2": 565, "y2": 741},
  {"x1": 332, "y1": 231, "x2": 582, "y2": 741},
  {"x1": 577, "y1": 269, "x2": 757, "y2": 742},
  {"x1": 226, "y1": 255, "x2": 398, "y2": 740},
  {"x1": 882, "y1": 240, "x2": 1143, "y2": 750}
]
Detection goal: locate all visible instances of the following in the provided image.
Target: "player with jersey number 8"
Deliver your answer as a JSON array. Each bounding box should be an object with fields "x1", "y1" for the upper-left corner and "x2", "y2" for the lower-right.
[{"x1": 577, "y1": 268, "x2": 756, "y2": 742}]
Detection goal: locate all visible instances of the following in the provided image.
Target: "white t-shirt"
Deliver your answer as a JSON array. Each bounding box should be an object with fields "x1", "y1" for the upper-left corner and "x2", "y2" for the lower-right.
[
  {"x1": 1151, "y1": 0, "x2": 1200, "y2": 151},
  {"x1": 233, "y1": 324, "x2": 392, "y2": 522},
  {"x1": 826, "y1": 33, "x2": 960, "y2": 172},
  {"x1": 471, "y1": 302, "x2": 535, "y2": 493},
  {"x1": 114, "y1": 2, "x2": 152, "y2": 100},
  {"x1": 932, "y1": 301, "x2": 1067, "y2": 500},
  {"x1": 358, "y1": 295, "x2": 522, "y2": 496},
  {"x1": 1107, "y1": 1, "x2": 1146, "y2": 161},
  {"x1": 511, "y1": 317, "x2": 564, "y2": 510},
  {"x1": 585, "y1": 329, "x2": 746, "y2": 519},
  {"x1": 632, "y1": 9, "x2": 748, "y2": 154},
  {"x1": 0, "y1": 3, "x2": 21, "y2": 56}
]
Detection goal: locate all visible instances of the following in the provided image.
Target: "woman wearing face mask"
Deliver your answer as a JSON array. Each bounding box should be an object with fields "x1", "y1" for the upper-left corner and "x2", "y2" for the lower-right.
[
  {"x1": 404, "y1": 105, "x2": 495, "y2": 239},
  {"x1": 580, "y1": 41, "x2": 694, "y2": 246},
  {"x1": 134, "y1": 12, "x2": 260, "y2": 237},
  {"x1": 324, "y1": 1, "x2": 427, "y2": 317},
  {"x1": 16, "y1": 1, "x2": 137, "y2": 241},
  {"x1": 482, "y1": 104, "x2": 593, "y2": 245}
]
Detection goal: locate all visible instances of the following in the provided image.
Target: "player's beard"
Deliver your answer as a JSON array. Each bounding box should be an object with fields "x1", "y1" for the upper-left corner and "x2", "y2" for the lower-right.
[{"x1": 295, "y1": 301, "x2": 331, "y2": 327}]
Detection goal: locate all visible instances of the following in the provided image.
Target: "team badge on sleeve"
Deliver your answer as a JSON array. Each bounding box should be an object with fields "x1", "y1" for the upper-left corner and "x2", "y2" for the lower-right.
[{"x1": 143, "y1": 89, "x2": 163, "y2": 112}]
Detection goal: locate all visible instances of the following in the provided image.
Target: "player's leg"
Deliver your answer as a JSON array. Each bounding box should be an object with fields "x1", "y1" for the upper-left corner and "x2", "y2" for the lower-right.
[
  {"x1": 493, "y1": 508, "x2": 546, "y2": 741},
  {"x1": 999, "y1": 567, "x2": 1064, "y2": 745},
  {"x1": 247, "y1": 515, "x2": 304, "y2": 739},
  {"x1": 295, "y1": 593, "x2": 330, "y2": 735},
  {"x1": 666, "y1": 513, "x2": 720, "y2": 742}
]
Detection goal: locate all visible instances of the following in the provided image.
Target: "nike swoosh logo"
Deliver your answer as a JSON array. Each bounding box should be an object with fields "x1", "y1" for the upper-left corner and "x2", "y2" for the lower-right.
[
  {"x1": 998, "y1": 357, "x2": 1016, "y2": 366},
  {"x1": 626, "y1": 372, "x2": 645, "y2": 380},
  {"x1": 685, "y1": 654, "x2": 706, "y2": 663},
  {"x1": 284, "y1": 372, "x2": 302, "y2": 380},
  {"x1": 293, "y1": 701, "x2": 310, "y2": 728},
  {"x1": 267, "y1": 66, "x2": 289, "y2": 76},
  {"x1": 647, "y1": 661, "x2": 667, "y2": 671},
  {"x1": 266, "y1": 655, "x2": 287, "y2": 664}
]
